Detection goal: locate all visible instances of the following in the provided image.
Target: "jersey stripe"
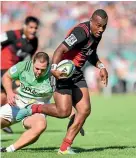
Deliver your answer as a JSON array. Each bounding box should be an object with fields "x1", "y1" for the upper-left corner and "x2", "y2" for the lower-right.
[
  {"x1": 14, "y1": 30, "x2": 21, "y2": 39},
  {"x1": 66, "y1": 23, "x2": 90, "y2": 38},
  {"x1": 24, "y1": 62, "x2": 28, "y2": 71},
  {"x1": 27, "y1": 61, "x2": 32, "y2": 71},
  {"x1": 24, "y1": 61, "x2": 30, "y2": 71},
  {"x1": 78, "y1": 24, "x2": 89, "y2": 37}
]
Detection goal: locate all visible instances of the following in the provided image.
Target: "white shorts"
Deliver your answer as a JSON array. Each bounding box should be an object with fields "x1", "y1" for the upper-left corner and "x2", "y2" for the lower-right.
[
  {"x1": 0, "y1": 98, "x2": 50, "y2": 124},
  {"x1": 0, "y1": 104, "x2": 21, "y2": 123}
]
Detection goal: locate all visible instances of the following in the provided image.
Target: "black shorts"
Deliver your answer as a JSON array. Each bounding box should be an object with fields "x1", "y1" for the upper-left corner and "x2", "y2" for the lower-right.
[
  {"x1": 55, "y1": 67, "x2": 88, "y2": 95},
  {"x1": 1, "y1": 69, "x2": 18, "y2": 92}
]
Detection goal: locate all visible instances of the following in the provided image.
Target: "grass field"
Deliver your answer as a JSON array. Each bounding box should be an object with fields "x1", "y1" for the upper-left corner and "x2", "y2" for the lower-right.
[{"x1": 1, "y1": 94, "x2": 136, "y2": 158}]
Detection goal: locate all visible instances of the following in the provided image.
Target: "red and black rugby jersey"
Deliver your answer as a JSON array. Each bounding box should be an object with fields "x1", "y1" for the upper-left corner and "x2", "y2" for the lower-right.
[
  {"x1": 1, "y1": 29, "x2": 38, "y2": 69},
  {"x1": 62, "y1": 21, "x2": 101, "y2": 68}
]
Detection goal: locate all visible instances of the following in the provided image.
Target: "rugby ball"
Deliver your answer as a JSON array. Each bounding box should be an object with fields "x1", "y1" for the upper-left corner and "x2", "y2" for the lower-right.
[{"x1": 57, "y1": 60, "x2": 75, "y2": 78}]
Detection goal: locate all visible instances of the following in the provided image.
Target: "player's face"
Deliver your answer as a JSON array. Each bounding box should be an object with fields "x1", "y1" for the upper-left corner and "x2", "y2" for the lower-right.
[
  {"x1": 25, "y1": 22, "x2": 38, "y2": 40},
  {"x1": 90, "y1": 15, "x2": 108, "y2": 38},
  {"x1": 33, "y1": 60, "x2": 48, "y2": 78}
]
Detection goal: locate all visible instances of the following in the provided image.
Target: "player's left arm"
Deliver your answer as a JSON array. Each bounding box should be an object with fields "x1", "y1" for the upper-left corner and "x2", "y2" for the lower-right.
[{"x1": 88, "y1": 50, "x2": 108, "y2": 87}]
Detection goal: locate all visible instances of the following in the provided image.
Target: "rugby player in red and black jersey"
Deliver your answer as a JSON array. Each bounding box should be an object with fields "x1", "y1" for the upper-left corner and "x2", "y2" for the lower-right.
[
  {"x1": 17, "y1": 9, "x2": 108, "y2": 154},
  {"x1": 0, "y1": 16, "x2": 39, "y2": 105}
]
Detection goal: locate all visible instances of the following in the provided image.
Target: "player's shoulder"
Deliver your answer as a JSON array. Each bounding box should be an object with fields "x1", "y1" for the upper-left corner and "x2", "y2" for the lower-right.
[
  {"x1": 76, "y1": 21, "x2": 90, "y2": 37},
  {"x1": 7, "y1": 29, "x2": 22, "y2": 40},
  {"x1": 9, "y1": 29, "x2": 22, "y2": 35},
  {"x1": 23, "y1": 60, "x2": 32, "y2": 71},
  {"x1": 17, "y1": 60, "x2": 32, "y2": 72}
]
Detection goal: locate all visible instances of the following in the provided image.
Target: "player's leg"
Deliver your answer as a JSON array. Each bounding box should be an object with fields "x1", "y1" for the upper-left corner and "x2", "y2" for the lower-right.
[
  {"x1": 36, "y1": 87, "x2": 73, "y2": 118},
  {"x1": 12, "y1": 114, "x2": 46, "y2": 151},
  {"x1": 66, "y1": 87, "x2": 91, "y2": 140},
  {"x1": 67, "y1": 107, "x2": 85, "y2": 136},
  {"x1": 16, "y1": 90, "x2": 73, "y2": 121},
  {"x1": 34, "y1": 91, "x2": 72, "y2": 118},
  {"x1": 3, "y1": 114, "x2": 47, "y2": 152},
  {"x1": 32, "y1": 77, "x2": 73, "y2": 118},
  {"x1": 59, "y1": 87, "x2": 91, "y2": 153}
]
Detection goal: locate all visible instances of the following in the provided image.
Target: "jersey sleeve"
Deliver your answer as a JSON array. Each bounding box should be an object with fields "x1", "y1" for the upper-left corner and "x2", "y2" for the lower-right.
[
  {"x1": 62, "y1": 26, "x2": 88, "y2": 50},
  {"x1": 8, "y1": 61, "x2": 26, "y2": 80},
  {"x1": 88, "y1": 50, "x2": 99, "y2": 66},
  {"x1": 1, "y1": 30, "x2": 16, "y2": 47}
]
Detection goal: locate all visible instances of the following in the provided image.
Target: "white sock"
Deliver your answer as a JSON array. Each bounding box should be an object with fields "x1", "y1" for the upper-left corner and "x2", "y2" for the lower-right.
[{"x1": 6, "y1": 145, "x2": 16, "y2": 152}]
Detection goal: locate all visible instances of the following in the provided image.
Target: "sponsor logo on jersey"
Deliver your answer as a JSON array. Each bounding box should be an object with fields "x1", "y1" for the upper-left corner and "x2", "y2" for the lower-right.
[
  {"x1": 21, "y1": 83, "x2": 38, "y2": 95},
  {"x1": 65, "y1": 34, "x2": 77, "y2": 46},
  {"x1": 86, "y1": 49, "x2": 94, "y2": 55},
  {"x1": 10, "y1": 66, "x2": 17, "y2": 74}
]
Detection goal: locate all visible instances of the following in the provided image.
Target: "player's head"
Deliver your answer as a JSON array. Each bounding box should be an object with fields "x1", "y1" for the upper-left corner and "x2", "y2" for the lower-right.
[
  {"x1": 23, "y1": 16, "x2": 40, "y2": 40},
  {"x1": 90, "y1": 9, "x2": 108, "y2": 38},
  {"x1": 33, "y1": 52, "x2": 50, "y2": 78}
]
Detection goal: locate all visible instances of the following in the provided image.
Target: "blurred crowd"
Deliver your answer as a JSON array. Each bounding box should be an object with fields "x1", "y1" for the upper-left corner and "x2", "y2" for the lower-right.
[{"x1": 1, "y1": 1, "x2": 136, "y2": 93}]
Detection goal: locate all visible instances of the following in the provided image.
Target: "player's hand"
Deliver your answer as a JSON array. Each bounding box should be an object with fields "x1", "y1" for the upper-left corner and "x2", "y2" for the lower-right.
[
  {"x1": 7, "y1": 91, "x2": 17, "y2": 106},
  {"x1": 99, "y1": 68, "x2": 108, "y2": 87},
  {"x1": 51, "y1": 70, "x2": 67, "y2": 79}
]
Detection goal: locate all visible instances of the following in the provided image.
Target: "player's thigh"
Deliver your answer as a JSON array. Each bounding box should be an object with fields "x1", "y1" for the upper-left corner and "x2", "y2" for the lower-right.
[
  {"x1": 73, "y1": 87, "x2": 91, "y2": 115},
  {"x1": 53, "y1": 91, "x2": 73, "y2": 112},
  {"x1": 23, "y1": 114, "x2": 47, "y2": 130}
]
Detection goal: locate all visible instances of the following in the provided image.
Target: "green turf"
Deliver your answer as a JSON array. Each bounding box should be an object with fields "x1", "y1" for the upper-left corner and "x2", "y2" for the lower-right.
[{"x1": 1, "y1": 94, "x2": 136, "y2": 158}]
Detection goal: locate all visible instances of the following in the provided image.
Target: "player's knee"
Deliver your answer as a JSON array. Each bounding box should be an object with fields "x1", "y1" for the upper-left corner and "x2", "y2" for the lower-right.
[
  {"x1": 32, "y1": 120, "x2": 46, "y2": 135},
  {"x1": 80, "y1": 106, "x2": 91, "y2": 117},
  {"x1": 58, "y1": 107, "x2": 71, "y2": 118},
  {"x1": 85, "y1": 107, "x2": 91, "y2": 117}
]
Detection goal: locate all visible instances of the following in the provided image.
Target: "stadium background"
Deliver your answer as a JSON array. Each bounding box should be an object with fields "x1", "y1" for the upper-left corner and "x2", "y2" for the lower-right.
[
  {"x1": 2, "y1": 1, "x2": 136, "y2": 94},
  {"x1": 1, "y1": 1, "x2": 136, "y2": 158}
]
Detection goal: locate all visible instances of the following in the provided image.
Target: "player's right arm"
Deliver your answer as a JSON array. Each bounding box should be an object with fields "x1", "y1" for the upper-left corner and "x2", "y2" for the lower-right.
[
  {"x1": 2, "y1": 71, "x2": 16, "y2": 105},
  {"x1": 51, "y1": 26, "x2": 88, "y2": 79},
  {"x1": 2, "y1": 61, "x2": 25, "y2": 105},
  {"x1": 0, "y1": 30, "x2": 16, "y2": 47}
]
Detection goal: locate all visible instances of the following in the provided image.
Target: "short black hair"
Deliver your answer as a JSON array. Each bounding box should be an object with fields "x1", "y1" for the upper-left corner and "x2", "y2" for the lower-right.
[
  {"x1": 24, "y1": 16, "x2": 40, "y2": 25},
  {"x1": 92, "y1": 9, "x2": 108, "y2": 19},
  {"x1": 33, "y1": 52, "x2": 49, "y2": 65}
]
